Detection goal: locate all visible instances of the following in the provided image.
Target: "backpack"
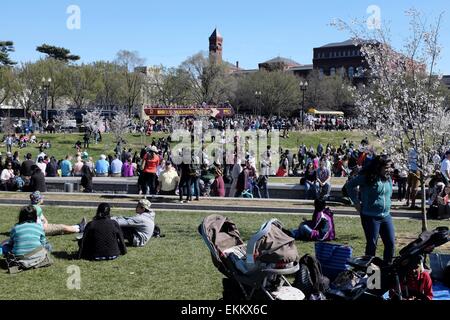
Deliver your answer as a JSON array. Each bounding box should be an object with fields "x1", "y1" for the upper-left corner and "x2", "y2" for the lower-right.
[{"x1": 294, "y1": 254, "x2": 329, "y2": 299}]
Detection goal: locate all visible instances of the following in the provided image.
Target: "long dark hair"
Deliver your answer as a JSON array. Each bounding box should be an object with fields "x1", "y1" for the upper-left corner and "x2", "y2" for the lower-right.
[
  {"x1": 359, "y1": 155, "x2": 392, "y2": 184},
  {"x1": 95, "y1": 203, "x2": 111, "y2": 220},
  {"x1": 18, "y1": 205, "x2": 37, "y2": 224}
]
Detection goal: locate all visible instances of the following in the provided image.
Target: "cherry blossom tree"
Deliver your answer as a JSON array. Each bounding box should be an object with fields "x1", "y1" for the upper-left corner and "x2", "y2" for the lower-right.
[
  {"x1": 109, "y1": 109, "x2": 132, "y2": 143},
  {"x1": 333, "y1": 9, "x2": 448, "y2": 231},
  {"x1": 54, "y1": 105, "x2": 73, "y2": 132},
  {"x1": 82, "y1": 108, "x2": 103, "y2": 133}
]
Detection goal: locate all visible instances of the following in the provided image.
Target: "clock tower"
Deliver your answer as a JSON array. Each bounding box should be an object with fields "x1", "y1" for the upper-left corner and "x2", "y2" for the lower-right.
[{"x1": 209, "y1": 28, "x2": 223, "y2": 65}]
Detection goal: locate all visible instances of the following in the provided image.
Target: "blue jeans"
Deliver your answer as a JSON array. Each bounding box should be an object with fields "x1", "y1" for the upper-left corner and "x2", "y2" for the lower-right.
[
  {"x1": 259, "y1": 182, "x2": 269, "y2": 199},
  {"x1": 360, "y1": 214, "x2": 395, "y2": 264},
  {"x1": 190, "y1": 177, "x2": 200, "y2": 200},
  {"x1": 317, "y1": 182, "x2": 331, "y2": 199},
  {"x1": 304, "y1": 181, "x2": 317, "y2": 199}
]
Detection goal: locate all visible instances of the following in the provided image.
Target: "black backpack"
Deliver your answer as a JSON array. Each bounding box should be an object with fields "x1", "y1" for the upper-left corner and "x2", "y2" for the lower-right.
[
  {"x1": 294, "y1": 254, "x2": 329, "y2": 298},
  {"x1": 152, "y1": 225, "x2": 165, "y2": 238}
]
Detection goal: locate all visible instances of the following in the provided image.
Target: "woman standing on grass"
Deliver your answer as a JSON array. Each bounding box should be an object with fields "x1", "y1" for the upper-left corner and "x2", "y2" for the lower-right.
[{"x1": 346, "y1": 155, "x2": 396, "y2": 264}]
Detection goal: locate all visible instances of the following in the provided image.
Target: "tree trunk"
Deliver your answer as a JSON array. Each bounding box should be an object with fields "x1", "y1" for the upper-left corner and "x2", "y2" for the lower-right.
[{"x1": 420, "y1": 174, "x2": 428, "y2": 232}]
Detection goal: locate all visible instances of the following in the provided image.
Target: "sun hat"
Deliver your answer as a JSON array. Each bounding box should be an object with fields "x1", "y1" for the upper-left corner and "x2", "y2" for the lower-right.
[
  {"x1": 138, "y1": 199, "x2": 152, "y2": 211},
  {"x1": 30, "y1": 191, "x2": 43, "y2": 205}
]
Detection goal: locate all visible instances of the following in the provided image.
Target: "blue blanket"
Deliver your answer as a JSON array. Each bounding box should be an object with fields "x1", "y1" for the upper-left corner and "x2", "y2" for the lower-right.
[
  {"x1": 433, "y1": 282, "x2": 450, "y2": 300},
  {"x1": 382, "y1": 281, "x2": 450, "y2": 300}
]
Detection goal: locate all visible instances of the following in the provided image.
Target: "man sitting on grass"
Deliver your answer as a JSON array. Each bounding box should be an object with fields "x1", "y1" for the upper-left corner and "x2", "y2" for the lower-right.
[{"x1": 111, "y1": 199, "x2": 155, "y2": 247}]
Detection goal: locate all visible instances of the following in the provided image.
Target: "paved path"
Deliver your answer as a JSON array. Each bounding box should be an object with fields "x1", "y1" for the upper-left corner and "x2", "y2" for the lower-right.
[{"x1": 0, "y1": 192, "x2": 436, "y2": 221}]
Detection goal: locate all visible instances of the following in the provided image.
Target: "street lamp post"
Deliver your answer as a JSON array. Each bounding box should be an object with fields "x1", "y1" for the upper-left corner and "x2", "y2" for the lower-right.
[
  {"x1": 41, "y1": 77, "x2": 52, "y2": 123},
  {"x1": 299, "y1": 81, "x2": 308, "y2": 129},
  {"x1": 255, "y1": 91, "x2": 262, "y2": 117}
]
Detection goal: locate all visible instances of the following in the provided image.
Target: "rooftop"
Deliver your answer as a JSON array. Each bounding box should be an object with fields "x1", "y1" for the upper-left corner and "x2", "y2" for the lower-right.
[
  {"x1": 320, "y1": 39, "x2": 358, "y2": 48},
  {"x1": 209, "y1": 28, "x2": 223, "y2": 40},
  {"x1": 288, "y1": 64, "x2": 313, "y2": 71},
  {"x1": 260, "y1": 56, "x2": 301, "y2": 66}
]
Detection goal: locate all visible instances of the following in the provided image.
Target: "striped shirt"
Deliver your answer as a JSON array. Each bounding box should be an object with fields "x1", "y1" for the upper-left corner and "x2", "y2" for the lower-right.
[{"x1": 10, "y1": 222, "x2": 46, "y2": 256}]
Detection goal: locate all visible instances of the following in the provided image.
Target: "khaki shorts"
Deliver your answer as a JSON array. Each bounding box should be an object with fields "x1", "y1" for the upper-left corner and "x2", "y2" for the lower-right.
[
  {"x1": 407, "y1": 171, "x2": 420, "y2": 189},
  {"x1": 45, "y1": 224, "x2": 67, "y2": 236}
]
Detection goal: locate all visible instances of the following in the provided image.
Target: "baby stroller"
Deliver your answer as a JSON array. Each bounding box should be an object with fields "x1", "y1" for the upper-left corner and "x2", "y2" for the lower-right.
[
  {"x1": 199, "y1": 214, "x2": 305, "y2": 300},
  {"x1": 332, "y1": 226, "x2": 449, "y2": 300}
]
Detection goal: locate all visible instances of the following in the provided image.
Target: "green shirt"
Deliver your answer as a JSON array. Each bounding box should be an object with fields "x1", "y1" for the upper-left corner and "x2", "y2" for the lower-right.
[{"x1": 33, "y1": 205, "x2": 43, "y2": 224}]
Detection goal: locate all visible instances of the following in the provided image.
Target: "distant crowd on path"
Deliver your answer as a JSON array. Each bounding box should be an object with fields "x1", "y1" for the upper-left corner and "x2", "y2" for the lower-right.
[{"x1": 146, "y1": 114, "x2": 362, "y2": 136}]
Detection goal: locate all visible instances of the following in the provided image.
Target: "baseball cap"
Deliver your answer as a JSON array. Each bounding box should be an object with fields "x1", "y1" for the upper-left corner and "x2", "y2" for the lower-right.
[{"x1": 30, "y1": 191, "x2": 44, "y2": 205}]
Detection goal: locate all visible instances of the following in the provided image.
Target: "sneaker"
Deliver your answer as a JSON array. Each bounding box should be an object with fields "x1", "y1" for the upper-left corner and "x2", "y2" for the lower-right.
[{"x1": 78, "y1": 217, "x2": 87, "y2": 233}]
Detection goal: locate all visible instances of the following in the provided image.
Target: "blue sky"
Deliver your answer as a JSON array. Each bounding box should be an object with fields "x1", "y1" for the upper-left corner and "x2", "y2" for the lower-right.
[{"x1": 2, "y1": 0, "x2": 450, "y2": 73}]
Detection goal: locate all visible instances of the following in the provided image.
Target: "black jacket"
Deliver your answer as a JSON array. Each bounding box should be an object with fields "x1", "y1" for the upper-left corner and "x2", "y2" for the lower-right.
[
  {"x1": 21, "y1": 160, "x2": 35, "y2": 176},
  {"x1": 30, "y1": 171, "x2": 47, "y2": 192},
  {"x1": 46, "y1": 161, "x2": 58, "y2": 177},
  {"x1": 79, "y1": 218, "x2": 127, "y2": 260}
]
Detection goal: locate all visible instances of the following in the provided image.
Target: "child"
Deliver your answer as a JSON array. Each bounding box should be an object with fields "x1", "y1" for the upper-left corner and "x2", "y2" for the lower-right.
[
  {"x1": 391, "y1": 255, "x2": 433, "y2": 300},
  {"x1": 291, "y1": 199, "x2": 335, "y2": 241},
  {"x1": 30, "y1": 191, "x2": 86, "y2": 236}
]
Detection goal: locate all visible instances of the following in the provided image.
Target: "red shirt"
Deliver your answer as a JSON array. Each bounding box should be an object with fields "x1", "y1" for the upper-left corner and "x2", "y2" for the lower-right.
[
  {"x1": 403, "y1": 271, "x2": 433, "y2": 300},
  {"x1": 143, "y1": 154, "x2": 160, "y2": 174}
]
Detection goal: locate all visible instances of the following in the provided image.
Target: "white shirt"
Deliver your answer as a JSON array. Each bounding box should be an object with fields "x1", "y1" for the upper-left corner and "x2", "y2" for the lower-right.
[
  {"x1": 433, "y1": 154, "x2": 442, "y2": 166},
  {"x1": 37, "y1": 163, "x2": 47, "y2": 175},
  {"x1": 441, "y1": 158, "x2": 450, "y2": 179},
  {"x1": 1, "y1": 169, "x2": 14, "y2": 182},
  {"x1": 36, "y1": 152, "x2": 46, "y2": 162}
]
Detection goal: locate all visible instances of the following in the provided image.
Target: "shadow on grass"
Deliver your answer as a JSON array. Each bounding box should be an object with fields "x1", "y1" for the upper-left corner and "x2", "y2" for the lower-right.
[
  {"x1": 0, "y1": 232, "x2": 10, "y2": 237},
  {"x1": 51, "y1": 251, "x2": 79, "y2": 261},
  {"x1": 0, "y1": 259, "x2": 8, "y2": 271},
  {"x1": 334, "y1": 235, "x2": 361, "y2": 242}
]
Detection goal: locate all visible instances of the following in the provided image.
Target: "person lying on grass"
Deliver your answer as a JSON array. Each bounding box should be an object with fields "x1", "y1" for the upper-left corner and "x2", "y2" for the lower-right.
[
  {"x1": 30, "y1": 191, "x2": 86, "y2": 236},
  {"x1": 78, "y1": 203, "x2": 127, "y2": 261},
  {"x1": 111, "y1": 199, "x2": 155, "y2": 247}
]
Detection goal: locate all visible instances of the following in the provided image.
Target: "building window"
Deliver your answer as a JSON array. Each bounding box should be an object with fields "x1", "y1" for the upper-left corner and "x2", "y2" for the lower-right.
[
  {"x1": 339, "y1": 67, "x2": 345, "y2": 77},
  {"x1": 330, "y1": 67, "x2": 336, "y2": 76},
  {"x1": 348, "y1": 67, "x2": 355, "y2": 78},
  {"x1": 319, "y1": 68, "x2": 324, "y2": 78}
]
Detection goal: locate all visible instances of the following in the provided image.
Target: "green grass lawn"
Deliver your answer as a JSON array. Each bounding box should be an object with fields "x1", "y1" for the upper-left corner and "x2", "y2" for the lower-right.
[
  {"x1": 5, "y1": 130, "x2": 376, "y2": 163},
  {"x1": 0, "y1": 206, "x2": 447, "y2": 300}
]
